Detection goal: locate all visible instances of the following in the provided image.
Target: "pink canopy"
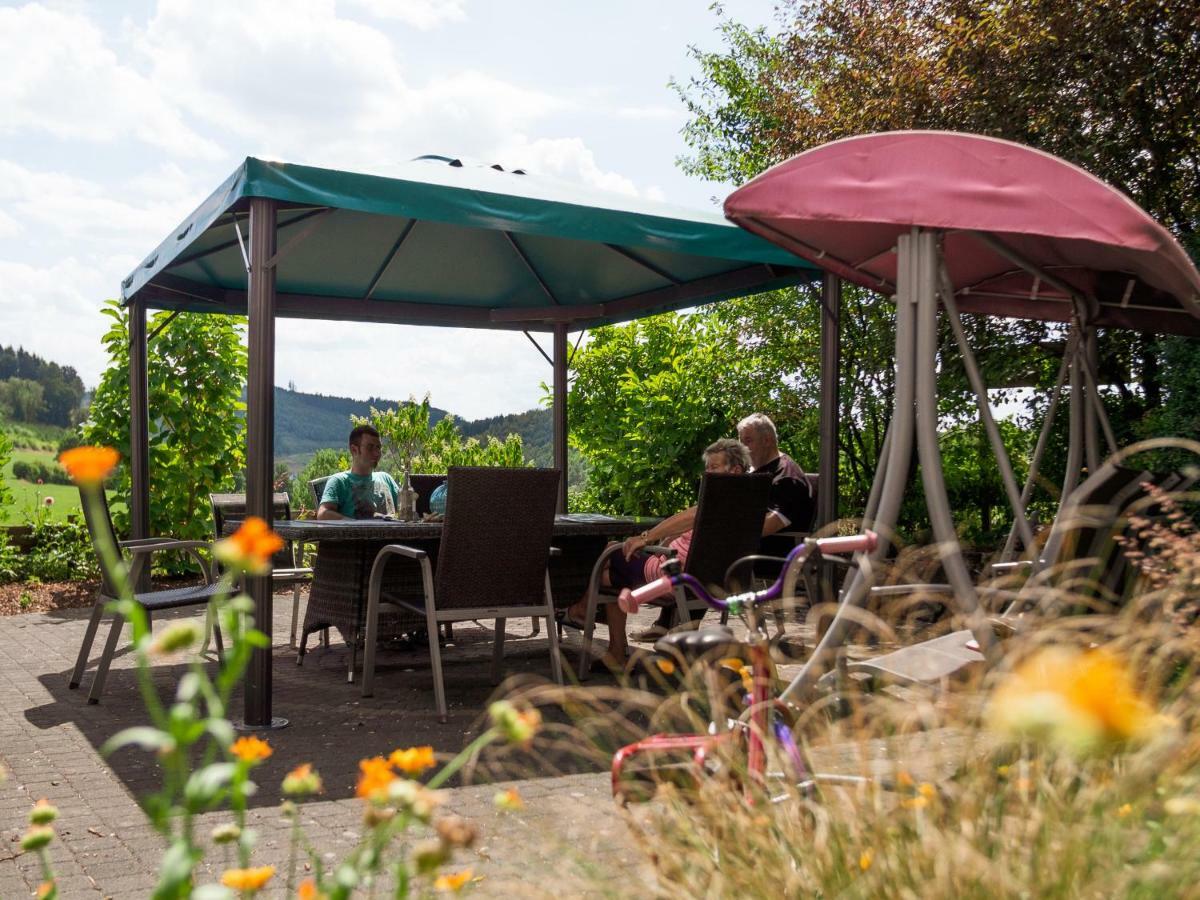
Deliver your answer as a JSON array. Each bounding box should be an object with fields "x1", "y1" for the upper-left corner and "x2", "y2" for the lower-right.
[{"x1": 724, "y1": 131, "x2": 1200, "y2": 335}]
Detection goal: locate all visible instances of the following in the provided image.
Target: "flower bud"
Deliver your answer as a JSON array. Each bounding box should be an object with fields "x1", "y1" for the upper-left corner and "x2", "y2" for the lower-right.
[
  {"x1": 29, "y1": 799, "x2": 58, "y2": 825},
  {"x1": 21, "y1": 826, "x2": 54, "y2": 851}
]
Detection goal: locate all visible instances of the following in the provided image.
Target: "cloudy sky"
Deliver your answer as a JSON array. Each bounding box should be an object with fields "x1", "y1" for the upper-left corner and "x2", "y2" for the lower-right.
[{"x1": 0, "y1": 0, "x2": 777, "y2": 420}]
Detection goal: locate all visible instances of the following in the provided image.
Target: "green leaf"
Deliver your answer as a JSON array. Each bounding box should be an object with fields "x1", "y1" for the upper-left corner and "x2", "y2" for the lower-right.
[
  {"x1": 101, "y1": 726, "x2": 175, "y2": 756},
  {"x1": 152, "y1": 839, "x2": 202, "y2": 900},
  {"x1": 184, "y1": 762, "x2": 236, "y2": 806}
]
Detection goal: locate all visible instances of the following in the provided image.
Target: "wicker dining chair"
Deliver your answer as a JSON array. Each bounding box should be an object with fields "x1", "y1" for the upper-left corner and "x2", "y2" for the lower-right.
[
  {"x1": 71, "y1": 487, "x2": 224, "y2": 704},
  {"x1": 359, "y1": 466, "x2": 562, "y2": 721},
  {"x1": 576, "y1": 472, "x2": 772, "y2": 679},
  {"x1": 209, "y1": 492, "x2": 313, "y2": 647}
]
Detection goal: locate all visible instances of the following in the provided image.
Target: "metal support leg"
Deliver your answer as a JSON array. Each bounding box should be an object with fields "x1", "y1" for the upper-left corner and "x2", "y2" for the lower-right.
[
  {"x1": 70, "y1": 599, "x2": 107, "y2": 689},
  {"x1": 1000, "y1": 334, "x2": 1073, "y2": 562},
  {"x1": 783, "y1": 231, "x2": 919, "y2": 702},
  {"x1": 87, "y1": 612, "x2": 126, "y2": 704},
  {"x1": 913, "y1": 232, "x2": 994, "y2": 656},
  {"x1": 938, "y1": 263, "x2": 1035, "y2": 554},
  {"x1": 492, "y1": 618, "x2": 506, "y2": 684}
]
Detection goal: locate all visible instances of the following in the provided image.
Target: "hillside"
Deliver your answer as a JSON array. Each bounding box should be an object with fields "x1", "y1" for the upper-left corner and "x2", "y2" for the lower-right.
[{"x1": 273, "y1": 386, "x2": 558, "y2": 472}]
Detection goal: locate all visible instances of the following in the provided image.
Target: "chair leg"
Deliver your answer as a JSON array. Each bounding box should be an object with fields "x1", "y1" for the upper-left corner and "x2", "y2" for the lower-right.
[
  {"x1": 545, "y1": 576, "x2": 563, "y2": 685},
  {"x1": 70, "y1": 598, "x2": 107, "y2": 689},
  {"x1": 578, "y1": 585, "x2": 601, "y2": 682},
  {"x1": 426, "y1": 607, "x2": 448, "y2": 723},
  {"x1": 673, "y1": 588, "x2": 691, "y2": 631},
  {"x1": 347, "y1": 628, "x2": 359, "y2": 684},
  {"x1": 87, "y1": 612, "x2": 127, "y2": 705},
  {"x1": 492, "y1": 618, "x2": 507, "y2": 684},
  {"x1": 290, "y1": 583, "x2": 301, "y2": 649},
  {"x1": 362, "y1": 576, "x2": 381, "y2": 699},
  {"x1": 530, "y1": 616, "x2": 541, "y2": 637},
  {"x1": 444, "y1": 622, "x2": 454, "y2": 642},
  {"x1": 321, "y1": 627, "x2": 330, "y2": 649},
  {"x1": 213, "y1": 619, "x2": 225, "y2": 664}
]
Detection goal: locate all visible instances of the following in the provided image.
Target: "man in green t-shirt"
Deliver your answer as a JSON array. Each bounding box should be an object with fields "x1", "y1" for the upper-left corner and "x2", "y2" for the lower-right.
[{"x1": 316, "y1": 425, "x2": 401, "y2": 519}]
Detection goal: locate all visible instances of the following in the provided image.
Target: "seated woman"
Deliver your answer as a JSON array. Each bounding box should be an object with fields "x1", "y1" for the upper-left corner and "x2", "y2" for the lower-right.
[{"x1": 561, "y1": 438, "x2": 752, "y2": 670}]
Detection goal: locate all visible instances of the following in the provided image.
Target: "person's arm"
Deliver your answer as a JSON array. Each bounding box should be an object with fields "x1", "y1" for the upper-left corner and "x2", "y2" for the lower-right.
[
  {"x1": 316, "y1": 502, "x2": 347, "y2": 520},
  {"x1": 316, "y1": 477, "x2": 347, "y2": 519},
  {"x1": 761, "y1": 509, "x2": 789, "y2": 536},
  {"x1": 622, "y1": 505, "x2": 697, "y2": 559}
]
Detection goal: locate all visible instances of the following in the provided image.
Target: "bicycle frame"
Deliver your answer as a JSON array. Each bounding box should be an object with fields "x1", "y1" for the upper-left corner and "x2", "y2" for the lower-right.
[{"x1": 611, "y1": 531, "x2": 877, "y2": 802}]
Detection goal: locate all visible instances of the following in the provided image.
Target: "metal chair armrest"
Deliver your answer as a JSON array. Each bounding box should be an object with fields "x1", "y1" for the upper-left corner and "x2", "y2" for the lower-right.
[
  {"x1": 549, "y1": 546, "x2": 562, "y2": 557},
  {"x1": 124, "y1": 539, "x2": 216, "y2": 584},
  {"x1": 363, "y1": 544, "x2": 435, "y2": 697}
]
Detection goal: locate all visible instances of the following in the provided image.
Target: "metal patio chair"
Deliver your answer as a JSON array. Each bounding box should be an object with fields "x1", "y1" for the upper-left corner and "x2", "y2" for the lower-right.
[
  {"x1": 71, "y1": 487, "x2": 224, "y2": 704},
  {"x1": 209, "y1": 492, "x2": 313, "y2": 647},
  {"x1": 359, "y1": 466, "x2": 563, "y2": 721},
  {"x1": 576, "y1": 472, "x2": 772, "y2": 680}
]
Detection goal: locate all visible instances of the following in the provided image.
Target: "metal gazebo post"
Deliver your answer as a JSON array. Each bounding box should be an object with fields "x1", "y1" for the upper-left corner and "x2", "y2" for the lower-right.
[
  {"x1": 552, "y1": 323, "x2": 569, "y2": 512},
  {"x1": 817, "y1": 271, "x2": 841, "y2": 530},
  {"x1": 244, "y1": 197, "x2": 284, "y2": 729},
  {"x1": 129, "y1": 296, "x2": 151, "y2": 591}
]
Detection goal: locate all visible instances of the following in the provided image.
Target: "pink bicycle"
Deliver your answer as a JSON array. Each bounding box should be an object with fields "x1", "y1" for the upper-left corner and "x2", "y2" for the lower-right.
[{"x1": 611, "y1": 530, "x2": 878, "y2": 802}]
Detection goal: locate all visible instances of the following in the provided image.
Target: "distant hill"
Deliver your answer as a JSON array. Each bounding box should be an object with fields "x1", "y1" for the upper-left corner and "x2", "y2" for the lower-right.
[{"x1": 273, "y1": 386, "x2": 558, "y2": 472}]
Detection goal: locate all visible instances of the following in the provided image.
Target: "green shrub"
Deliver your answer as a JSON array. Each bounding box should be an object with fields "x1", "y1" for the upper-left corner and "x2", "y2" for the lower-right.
[
  {"x1": 0, "y1": 521, "x2": 97, "y2": 584},
  {"x1": 11, "y1": 459, "x2": 71, "y2": 485}
]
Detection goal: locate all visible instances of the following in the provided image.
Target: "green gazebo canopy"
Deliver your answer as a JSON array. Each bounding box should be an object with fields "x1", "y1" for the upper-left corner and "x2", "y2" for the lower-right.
[{"x1": 122, "y1": 155, "x2": 819, "y2": 328}]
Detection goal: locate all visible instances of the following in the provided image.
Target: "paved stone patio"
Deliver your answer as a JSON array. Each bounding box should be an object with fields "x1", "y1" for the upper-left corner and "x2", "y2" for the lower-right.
[{"x1": 0, "y1": 590, "x2": 661, "y2": 898}]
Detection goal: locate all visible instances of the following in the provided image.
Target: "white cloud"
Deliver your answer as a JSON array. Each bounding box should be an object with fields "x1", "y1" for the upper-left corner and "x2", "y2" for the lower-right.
[
  {"x1": 0, "y1": 258, "x2": 116, "y2": 383},
  {"x1": 134, "y1": 0, "x2": 562, "y2": 172},
  {"x1": 495, "y1": 136, "x2": 643, "y2": 197},
  {"x1": 339, "y1": 0, "x2": 466, "y2": 30},
  {"x1": 0, "y1": 3, "x2": 223, "y2": 158},
  {"x1": 616, "y1": 104, "x2": 684, "y2": 122}
]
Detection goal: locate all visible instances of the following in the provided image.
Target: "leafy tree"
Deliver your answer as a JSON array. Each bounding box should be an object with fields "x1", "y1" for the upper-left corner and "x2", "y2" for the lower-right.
[
  {"x1": 354, "y1": 396, "x2": 529, "y2": 484},
  {"x1": 289, "y1": 448, "x2": 351, "y2": 513},
  {"x1": 84, "y1": 301, "x2": 248, "y2": 545},
  {"x1": 668, "y1": 0, "x2": 1200, "y2": 517},
  {"x1": 1, "y1": 378, "x2": 45, "y2": 423},
  {"x1": 0, "y1": 429, "x2": 13, "y2": 512}
]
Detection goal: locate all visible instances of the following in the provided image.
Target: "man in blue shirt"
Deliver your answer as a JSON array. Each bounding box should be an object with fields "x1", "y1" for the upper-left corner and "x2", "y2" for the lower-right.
[{"x1": 316, "y1": 425, "x2": 400, "y2": 519}]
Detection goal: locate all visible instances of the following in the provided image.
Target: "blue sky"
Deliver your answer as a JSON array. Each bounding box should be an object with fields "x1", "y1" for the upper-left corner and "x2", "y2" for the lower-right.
[{"x1": 1, "y1": 0, "x2": 778, "y2": 419}]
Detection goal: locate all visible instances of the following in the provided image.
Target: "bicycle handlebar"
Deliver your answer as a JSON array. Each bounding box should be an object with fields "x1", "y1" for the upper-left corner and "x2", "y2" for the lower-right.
[{"x1": 617, "y1": 530, "x2": 877, "y2": 615}]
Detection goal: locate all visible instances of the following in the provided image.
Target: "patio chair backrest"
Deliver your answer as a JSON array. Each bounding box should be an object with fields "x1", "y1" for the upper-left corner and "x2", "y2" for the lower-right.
[
  {"x1": 434, "y1": 466, "x2": 560, "y2": 610},
  {"x1": 79, "y1": 486, "x2": 125, "y2": 599},
  {"x1": 685, "y1": 472, "x2": 772, "y2": 593},
  {"x1": 410, "y1": 474, "x2": 447, "y2": 516},
  {"x1": 1040, "y1": 464, "x2": 1151, "y2": 569},
  {"x1": 308, "y1": 477, "x2": 332, "y2": 510},
  {"x1": 209, "y1": 493, "x2": 298, "y2": 569}
]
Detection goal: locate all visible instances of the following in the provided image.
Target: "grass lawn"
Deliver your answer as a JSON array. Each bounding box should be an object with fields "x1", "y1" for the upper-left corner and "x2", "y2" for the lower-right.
[{"x1": 1, "y1": 448, "x2": 81, "y2": 524}]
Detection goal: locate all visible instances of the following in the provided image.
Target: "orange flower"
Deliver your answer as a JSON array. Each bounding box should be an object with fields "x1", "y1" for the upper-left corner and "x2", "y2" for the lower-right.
[
  {"x1": 215, "y1": 516, "x2": 284, "y2": 574},
  {"x1": 433, "y1": 869, "x2": 474, "y2": 893},
  {"x1": 220, "y1": 865, "x2": 275, "y2": 892},
  {"x1": 390, "y1": 746, "x2": 436, "y2": 776},
  {"x1": 59, "y1": 446, "x2": 119, "y2": 486},
  {"x1": 297, "y1": 878, "x2": 323, "y2": 899},
  {"x1": 230, "y1": 735, "x2": 273, "y2": 763},
  {"x1": 858, "y1": 850, "x2": 873, "y2": 872},
  {"x1": 36, "y1": 881, "x2": 56, "y2": 899},
  {"x1": 356, "y1": 756, "x2": 396, "y2": 800}
]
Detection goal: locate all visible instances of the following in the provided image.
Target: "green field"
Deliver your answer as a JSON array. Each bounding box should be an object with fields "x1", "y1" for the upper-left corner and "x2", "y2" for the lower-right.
[{"x1": 1, "y1": 448, "x2": 81, "y2": 524}]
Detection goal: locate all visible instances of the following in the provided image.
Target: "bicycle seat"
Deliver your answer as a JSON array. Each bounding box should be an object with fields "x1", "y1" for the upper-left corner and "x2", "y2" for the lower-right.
[{"x1": 654, "y1": 625, "x2": 746, "y2": 663}]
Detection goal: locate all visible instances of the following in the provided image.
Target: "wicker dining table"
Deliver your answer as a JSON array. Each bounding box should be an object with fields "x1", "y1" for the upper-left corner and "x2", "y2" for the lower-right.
[{"x1": 234, "y1": 514, "x2": 659, "y2": 663}]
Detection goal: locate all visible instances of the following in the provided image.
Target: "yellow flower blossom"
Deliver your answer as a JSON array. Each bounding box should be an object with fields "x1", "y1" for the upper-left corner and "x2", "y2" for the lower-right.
[
  {"x1": 36, "y1": 881, "x2": 56, "y2": 899},
  {"x1": 434, "y1": 869, "x2": 474, "y2": 893},
  {"x1": 917, "y1": 782, "x2": 936, "y2": 800},
  {"x1": 859, "y1": 850, "x2": 873, "y2": 871},
  {"x1": 390, "y1": 746, "x2": 436, "y2": 775},
  {"x1": 1117, "y1": 803, "x2": 1133, "y2": 818},
  {"x1": 214, "y1": 516, "x2": 285, "y2": 575},
  {"x1": 230, "y1": 735, "x2": 273, "y2": 764},
  {"x1": 900, "y1": 795, "x2": 929, "y2": 810},
  {"x1": 220, "y1": 865, "x2": 275, "y2": 892},
  {"x1": 297, "y1": 878, "x2": 324, "y2": 899},
  {"x1": 488, "y1": 701, "x2": 541, "y2": 745},
  {"x1": 986, "y1": 647, "x2": 1161, "y2": 755},
  {"x1": 59, "y1": 446, "x2": 120, "y2": 486}
]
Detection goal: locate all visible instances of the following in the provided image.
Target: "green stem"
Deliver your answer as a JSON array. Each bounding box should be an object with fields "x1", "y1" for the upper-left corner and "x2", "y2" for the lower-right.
[{"x1": 426, "y1": 729, "x2": 500, "y2": 790}]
